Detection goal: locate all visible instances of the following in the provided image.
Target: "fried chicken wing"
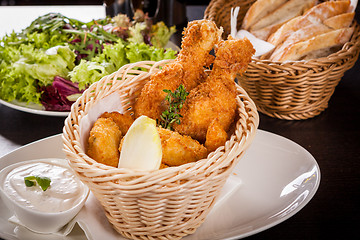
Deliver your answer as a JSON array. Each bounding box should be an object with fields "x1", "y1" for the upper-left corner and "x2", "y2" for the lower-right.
[
  {"x1": 87, "y1": 117, "x2": 122, "y2": 167},
  {"x1": 158, "y1": 127, "x2": 208, "y2": 167},
  {"x1": 176, "y1": 20, "x2": 223, "y2": 89},
  {"x1": 174, "y1": 37, "x2": 255, "y2": 143},
  {"x1": 134, "y1": 20, "x2": 223, "y2": 120},
  {"x1": 100, "y1": 111, "x2": 134, "y2": 135}
]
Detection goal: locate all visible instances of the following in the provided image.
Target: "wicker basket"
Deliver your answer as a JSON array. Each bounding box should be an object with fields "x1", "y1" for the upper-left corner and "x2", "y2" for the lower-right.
[
  {"x1": 205, "y1": 0, "x2": 360, "y2": 120},
  {"x1": 62, "y1": 60, "x2": 259, "y2": 240}
]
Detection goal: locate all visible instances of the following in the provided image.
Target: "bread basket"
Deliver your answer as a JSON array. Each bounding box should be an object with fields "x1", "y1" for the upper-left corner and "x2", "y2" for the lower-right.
[
  {"x1": 62, "y1": 59, "x2": 259, "y2": 240},
  {"x1": 205, "y1": 0, "x2": 360, "y2": 120}
]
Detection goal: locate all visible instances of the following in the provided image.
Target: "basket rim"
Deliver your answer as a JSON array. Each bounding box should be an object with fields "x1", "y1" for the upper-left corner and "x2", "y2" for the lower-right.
[{"x1": 62, "y1": 60, "x2": 260, "y2": 180}]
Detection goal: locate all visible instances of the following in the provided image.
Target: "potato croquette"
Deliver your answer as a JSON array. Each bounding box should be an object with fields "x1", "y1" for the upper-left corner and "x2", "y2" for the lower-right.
[
  {"x1": 87, "y1": 118, "x2": 122, "y2": 167},
  {"x1": 158, "y1": 127, "x2": 208, "y2": 166},
  {"x1": 160, "y1": 163, "x2": 170, "y2": 169},
  {"x1": 100, "y1": 111, "x2": 134, "y2": 135}
]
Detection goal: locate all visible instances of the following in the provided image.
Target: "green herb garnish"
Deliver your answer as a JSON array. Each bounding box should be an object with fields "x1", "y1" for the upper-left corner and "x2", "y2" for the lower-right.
[
  {"x1": 24, "y1": 176, "x2": 51, "y2": 191},
  {"x1": 24, "y1": 178, "x2": 35, "y2": 187},
  {"x1": 157, "y1": 84, "x2": 189, "y2": 130}
]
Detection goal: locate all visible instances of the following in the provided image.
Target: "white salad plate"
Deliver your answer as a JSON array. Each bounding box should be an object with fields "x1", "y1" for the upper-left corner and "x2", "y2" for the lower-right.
[
  {"x1": 0, "y1": 99, "x2": 69, "y2": 117},
  {"x1": 0, "y1": 130, "x2": 320, "y2": 240}
]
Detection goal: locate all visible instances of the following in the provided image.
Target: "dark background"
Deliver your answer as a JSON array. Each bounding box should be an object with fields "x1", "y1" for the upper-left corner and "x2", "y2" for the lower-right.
[
  {"x1": 0, "y1": 0, "x2": 211, "y2": 5},
  {"x1": 0, "y1": 0, "x2": 359, "y2": 240}
]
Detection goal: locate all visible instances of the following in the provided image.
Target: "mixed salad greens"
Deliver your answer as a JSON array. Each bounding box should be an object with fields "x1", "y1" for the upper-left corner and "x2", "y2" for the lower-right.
[{"x1": 0, "y1": 11, "x2": 177, "y2": 111}]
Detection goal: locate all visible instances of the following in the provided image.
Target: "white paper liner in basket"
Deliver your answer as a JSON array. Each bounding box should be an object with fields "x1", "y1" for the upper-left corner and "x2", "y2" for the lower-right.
[{"x1": 62, "y1": 60, "x2": 259, "y2": 240}]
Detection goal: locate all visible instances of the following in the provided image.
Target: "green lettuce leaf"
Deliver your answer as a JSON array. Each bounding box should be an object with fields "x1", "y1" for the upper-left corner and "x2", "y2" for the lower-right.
[
  {"x1": 128, "y1": 22, "x2": 147, "y2": 44},
  {"x1": 69, "y1": 41, "x2": 177, "y2": 89},
  {"x1": 99, "y1": 40, "x2": 128, "y2": 71},
  {"x1": 0, "y1": 42, "x2": 75, "y2": 104},
  {"x1": 151, "y1": 22, "x2": 176, "y2": 48},
  {"x1": 0, "y1": 60, "x2": 41, "y2": 104},
  {"x1": 126, "y1": 42, "x2": 177, "y2": 63},
  {"x1": 69, "y1": 60, "x2": 110, "y2": 90},
  {"x1": 16, "y1": 45, "x2": 75, "y2": 87}
]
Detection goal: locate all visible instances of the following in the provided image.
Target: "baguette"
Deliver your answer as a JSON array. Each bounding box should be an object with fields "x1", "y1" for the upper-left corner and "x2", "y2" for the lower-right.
[
  {"x1": 268, "y1": 0, "x2": 351, "y2": 47},
  {"x1": 266, "y1": 16, "x2": 302, "y2": 45},
  {"x1": 251, "y1": 22, "x2": 283, "y2": 40},
  {"x1": 242, "y1": 0, "x2": 288, "y2": 30},
  {"x1": 270, "y1": 23, "x2": 332, "y2": 60},
  {"x1": 250, "y1": 0, "x2": 316, "y2": 31},
  {"x1": 302, "y1": 48, "x2": 338, "y2": 60},
  {"x1": 270, "y1": 27, "x2": 355, "y2": 61},
  {"x1": 323, "y1": 12, "x2": 355, "y2": 29}
]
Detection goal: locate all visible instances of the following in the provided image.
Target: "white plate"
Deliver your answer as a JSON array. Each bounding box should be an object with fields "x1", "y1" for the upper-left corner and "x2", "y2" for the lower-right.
[
  {"x1": 0, "y1": 130, "x2": 320, "y2": 240},
  {"x1": 0, "y1": 99, "x2": 69, "y2": 117}
]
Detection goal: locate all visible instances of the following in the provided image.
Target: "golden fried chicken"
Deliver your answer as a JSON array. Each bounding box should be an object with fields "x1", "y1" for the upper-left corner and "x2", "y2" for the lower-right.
[
  {"x1": 174, "y1": 37, "x2": 255, "y2": 143},
  {"x1": 158, "y1": 127, "x2": 208, "y2": 167},
  {"x1": 205, "y1": 119, "x2": 228, "y2": 152},
  {"x1": 160, "y1": 163, "x2": 170, "y2": 169},
  {"x1": 134, "y1": 19, "x2": 223, "y2": 120},
  {"x1": 100, "y1": 111, "x2": 134, "y2": 135},
  {"x1": 87, "y1": 117, "x2": 122, "y2": 167},
  {"x1": 211, "y1": 36, "x2": 255, "y2": 90},
  {"x1": 173, "y1": 78, "x2": 236, "y2": 143}
]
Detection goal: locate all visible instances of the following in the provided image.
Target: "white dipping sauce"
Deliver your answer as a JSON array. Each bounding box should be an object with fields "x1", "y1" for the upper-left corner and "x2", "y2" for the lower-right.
[{"x1": 3, "y1": 162, "x2": 85, "y2": 213}]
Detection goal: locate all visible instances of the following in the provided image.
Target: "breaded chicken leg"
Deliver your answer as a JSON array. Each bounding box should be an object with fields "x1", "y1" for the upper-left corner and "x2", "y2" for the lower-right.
[
  {"x1": 205, "y1": 118, "x2": 228, "y2": 153},
  {"x1": 174, "y1": 37, "x2": 255, "y2": 145},
  {"x1": 134, "y1": 20, "x2": 223, "y2": 120}
]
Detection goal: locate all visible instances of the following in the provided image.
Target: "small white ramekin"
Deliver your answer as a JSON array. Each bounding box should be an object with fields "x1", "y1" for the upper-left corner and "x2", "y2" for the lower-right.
[{"x1": 0, "y1": 158, "x2": 89, "y2": 234}]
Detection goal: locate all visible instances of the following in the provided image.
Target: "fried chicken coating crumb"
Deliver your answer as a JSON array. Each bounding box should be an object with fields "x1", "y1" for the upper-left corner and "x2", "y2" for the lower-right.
[
  {"x1": 160, "y1": 163, "x2": 170, "y2": 169},
  {"x1": 205, "y1": 119, "x2": 228, "y2": 153},
  {"x1": 100, "y1": 111, "x2": 134, "y2": 135},
  {"x1": 158, "y1": 127, "x2": 208, "y2": 167},
  {"x1": 87, "y1": 118, "x2": 122, "y2": 167}
]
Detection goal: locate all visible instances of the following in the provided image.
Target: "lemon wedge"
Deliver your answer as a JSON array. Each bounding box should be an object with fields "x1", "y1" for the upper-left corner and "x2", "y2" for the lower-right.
[{"x1": 118, "y1": 115, "x2": 162, "y2": 170}]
